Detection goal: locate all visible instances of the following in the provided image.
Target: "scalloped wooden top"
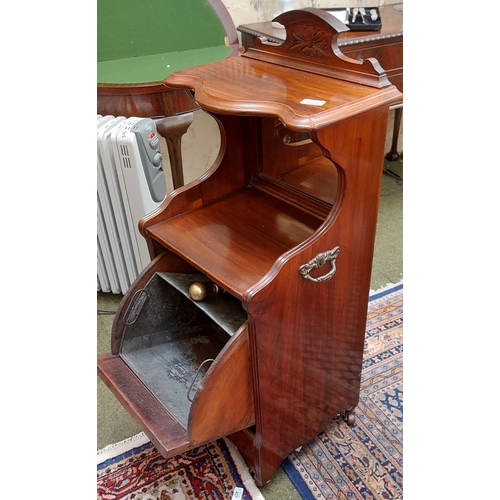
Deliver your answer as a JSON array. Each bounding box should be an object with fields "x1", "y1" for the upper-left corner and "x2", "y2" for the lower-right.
[{"x1": 163, "y1": 8, "x2": 402, "y2": 131}]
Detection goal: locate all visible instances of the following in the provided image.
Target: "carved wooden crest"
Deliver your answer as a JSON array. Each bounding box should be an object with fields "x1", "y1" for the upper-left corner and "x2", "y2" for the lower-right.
[{"x1": 243, "y1": 8, "x2": 390, "y2": 88}]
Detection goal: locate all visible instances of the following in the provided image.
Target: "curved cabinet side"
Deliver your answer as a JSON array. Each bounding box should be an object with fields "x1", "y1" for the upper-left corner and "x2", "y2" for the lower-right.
[{"x1": 188, "y1": 323, "x2": 255, "y2": 445}]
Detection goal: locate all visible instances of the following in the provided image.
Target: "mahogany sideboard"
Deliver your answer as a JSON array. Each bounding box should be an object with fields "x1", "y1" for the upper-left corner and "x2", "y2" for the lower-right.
[
  {"x1": 97, "y1": 8, "x2": 402, "y2": 487},
  {"x1": 238, "y1": 3, "x2": 403, "y2": 161}
]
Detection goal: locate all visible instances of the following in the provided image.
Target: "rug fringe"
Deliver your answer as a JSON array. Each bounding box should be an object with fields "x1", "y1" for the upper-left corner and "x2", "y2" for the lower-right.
[
  {"x1": 97, "y1": 432, "x2": 149, "y2": 464},
  {"x1": 223, "y1": 438, "x2": 265, "y2": 500}
]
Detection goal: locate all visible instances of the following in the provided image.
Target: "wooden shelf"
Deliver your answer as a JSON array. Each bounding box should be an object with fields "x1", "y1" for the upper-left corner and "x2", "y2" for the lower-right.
[
  {"x1": 147, "y1": 186, "x2": 323, "y2": 298},
  {"x1": 166, "y1": 55, "x2": 399, "y2": 131}
]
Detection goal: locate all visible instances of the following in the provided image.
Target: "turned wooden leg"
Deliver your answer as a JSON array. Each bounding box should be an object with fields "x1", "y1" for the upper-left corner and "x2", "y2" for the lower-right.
[
  {"x1": 155, "y1": 112, "x2": 194, "y2": 190},
  {"x1": 385, "y1": 105, "x2": 403, "y2": 162}
]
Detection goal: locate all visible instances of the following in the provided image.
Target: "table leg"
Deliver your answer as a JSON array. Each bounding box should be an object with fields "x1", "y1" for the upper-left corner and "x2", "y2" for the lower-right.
[
  {"x1": 155, "y1": 112, "x2": 195, "y2": 190},
  {"x1": 385, "y1": 106, "x2": 403, "y2": 162}
]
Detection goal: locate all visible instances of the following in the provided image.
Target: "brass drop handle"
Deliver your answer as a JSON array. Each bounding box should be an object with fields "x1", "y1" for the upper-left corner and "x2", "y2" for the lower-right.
[{"x1": 298, "y1": 246, "x2": 340, "y2": 283}]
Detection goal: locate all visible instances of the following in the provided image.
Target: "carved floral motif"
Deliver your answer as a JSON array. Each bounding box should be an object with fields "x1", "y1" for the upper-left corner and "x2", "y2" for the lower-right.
[{"x1": 289, "y1": 25, "x2": 330, "y2": 59}]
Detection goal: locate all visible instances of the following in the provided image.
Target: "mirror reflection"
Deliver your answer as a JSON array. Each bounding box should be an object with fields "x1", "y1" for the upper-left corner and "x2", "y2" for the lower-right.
[{"x1": 259, "y1": 118, "x2": 338, "y2": 206}]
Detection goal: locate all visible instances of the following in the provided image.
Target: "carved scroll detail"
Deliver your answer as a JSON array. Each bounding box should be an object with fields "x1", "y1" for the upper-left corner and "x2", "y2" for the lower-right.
[{"x1": 298, "y1": 246, "x2": 340, "y2": 283}]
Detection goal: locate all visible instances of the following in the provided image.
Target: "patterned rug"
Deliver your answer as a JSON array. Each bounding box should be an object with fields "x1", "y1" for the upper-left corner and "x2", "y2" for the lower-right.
[
  {"x1": 97, "y1": 433, "x2": 264, "y2": 500},
  {"x1": 98, "y1": 283, "x2": 402, "y2": 500},
  {"x1": 282, "y1": 282, "x2": 403, "y2": 500}
]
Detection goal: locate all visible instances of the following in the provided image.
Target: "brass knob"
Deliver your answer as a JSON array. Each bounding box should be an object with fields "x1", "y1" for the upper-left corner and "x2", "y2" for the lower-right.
[{"x1": 189, "y1": 282, "x2": 207, "y2": 301}]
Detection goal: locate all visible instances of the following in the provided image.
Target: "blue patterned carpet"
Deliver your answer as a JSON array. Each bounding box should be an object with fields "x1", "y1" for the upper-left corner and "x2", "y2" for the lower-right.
[{"x1": 282, "y1": 283, "x2": 403, "y2": 500}]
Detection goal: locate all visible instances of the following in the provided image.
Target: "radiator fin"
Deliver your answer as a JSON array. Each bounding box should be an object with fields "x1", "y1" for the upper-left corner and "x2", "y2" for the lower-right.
[{"x1": 97, "y1": 115, "x2": 166, "y2": 294}]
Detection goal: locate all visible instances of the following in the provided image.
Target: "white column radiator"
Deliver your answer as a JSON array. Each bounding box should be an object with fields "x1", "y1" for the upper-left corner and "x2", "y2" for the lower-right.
[{"x1": 97, "y1": 115, "x2": 167, "y2": 294}]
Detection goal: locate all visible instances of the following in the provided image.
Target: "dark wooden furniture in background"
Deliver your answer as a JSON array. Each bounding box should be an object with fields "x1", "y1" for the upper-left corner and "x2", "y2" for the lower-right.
[
  {"x1": 97, "y1": 8, "x2": 402, "y2": 487},
  {"x1": 97, "y1": 0, "x2": 239, "y2": 189},
  {"x1": 238, "y1": 3, "x2": 403, "y2": 161}
]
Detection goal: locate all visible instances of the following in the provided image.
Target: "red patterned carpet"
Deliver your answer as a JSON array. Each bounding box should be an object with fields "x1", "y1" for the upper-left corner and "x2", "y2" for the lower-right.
[{"x1": 97, "y1": 434, "x2": 264, "y2": 499}]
